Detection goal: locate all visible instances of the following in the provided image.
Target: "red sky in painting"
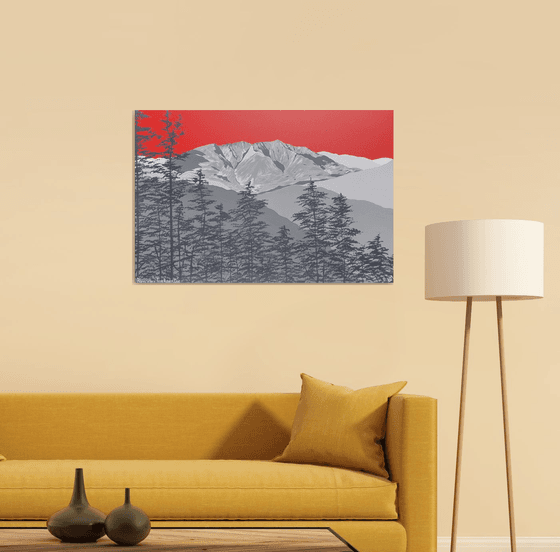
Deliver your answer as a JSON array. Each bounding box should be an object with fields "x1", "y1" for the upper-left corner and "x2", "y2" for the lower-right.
[{"x1": 139, "y1": 110, "x2": 393, "y2": 160}]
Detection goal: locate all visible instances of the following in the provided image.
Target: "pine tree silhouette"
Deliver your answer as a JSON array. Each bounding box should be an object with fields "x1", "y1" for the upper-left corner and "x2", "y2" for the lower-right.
[
  {"x1": 224, "y1": 228, "x2": 241, "y2": 283},
  {"x1": 232, "y1": 181, "x2": 271, "y2": 283},
  {"x1": 208, "y1": 203, "x2": 231, "y2": 283},
  {"x1": 327, "y1": 193, "x2": 362, "y2": 282},
  {"x1": 175, "y1": 200, "x2": 194, "y2": 282},
  {"x1": 292, "y1": 180, "x2": 330, "y2": 283},
  {"x1": 272, "y1": 225, "x2": 297, "y2": 283},
  {"x1": 359, "y1": 233, "x2": 393, "y2": 282},
  {"x1": 141, "y1": 179, "x2": 168, "y2": 281},
  {"x1": 186, "y1": 169, "x2": 215, "y2": 282},
  {"x1": 153, "y1": 111, "x2": 185, "y2": 281},
  {"x1": 134, "y1": 111, "x2": 156, "y2": 281}
]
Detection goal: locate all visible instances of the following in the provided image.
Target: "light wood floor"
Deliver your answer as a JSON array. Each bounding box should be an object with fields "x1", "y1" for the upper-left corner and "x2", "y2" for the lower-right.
[{"x1": 0, "y1": 528, "x2": 355, "y2": 551}]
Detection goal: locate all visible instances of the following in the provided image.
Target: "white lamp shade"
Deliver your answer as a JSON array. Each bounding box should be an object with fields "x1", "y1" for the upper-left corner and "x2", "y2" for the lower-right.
[{"x1": 425, "y1": 219, "x2": 544, "y2": 301}]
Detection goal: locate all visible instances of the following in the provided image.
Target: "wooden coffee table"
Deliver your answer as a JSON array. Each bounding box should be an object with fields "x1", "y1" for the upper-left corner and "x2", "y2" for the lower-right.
[{"x1": 0, "y1": 527, "x2": 358, "y2": 551}]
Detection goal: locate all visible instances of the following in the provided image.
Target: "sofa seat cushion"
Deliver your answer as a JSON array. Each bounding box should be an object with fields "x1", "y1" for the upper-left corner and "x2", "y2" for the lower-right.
[{"x1": 0, "y1": 459, "x2": 398, "y2": 520}]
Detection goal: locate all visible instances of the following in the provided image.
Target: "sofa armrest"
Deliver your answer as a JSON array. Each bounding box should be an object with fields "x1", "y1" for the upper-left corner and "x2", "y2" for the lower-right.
[{"x1": 385, "y1": 394, "x2": 437, "y2": 552}]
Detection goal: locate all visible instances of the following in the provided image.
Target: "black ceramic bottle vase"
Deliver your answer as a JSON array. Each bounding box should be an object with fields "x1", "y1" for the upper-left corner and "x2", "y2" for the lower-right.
[
  {"x1": 47, "y1": 468, "x2": 106, "y2": 542},
  {"x1": 105, "y1": 488, "x2": 151, "y2": 546}
]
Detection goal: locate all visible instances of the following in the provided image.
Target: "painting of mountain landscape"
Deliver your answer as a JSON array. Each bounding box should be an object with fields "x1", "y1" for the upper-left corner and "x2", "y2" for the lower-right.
[{"x1": 134, "y1": 110, "x2": 393, "y2": 284}]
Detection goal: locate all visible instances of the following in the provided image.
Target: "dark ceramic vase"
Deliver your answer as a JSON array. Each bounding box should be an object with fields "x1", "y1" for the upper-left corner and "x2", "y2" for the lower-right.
[
  {"x1": 47, "y1": 468, "x2": 106, "y2": 543},
  {"x1": 105, "y1": 488, "x2": 151, "y2": 546}
]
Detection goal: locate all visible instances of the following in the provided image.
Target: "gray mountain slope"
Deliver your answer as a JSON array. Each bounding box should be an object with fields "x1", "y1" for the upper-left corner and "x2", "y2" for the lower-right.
[
  {"x1": 259, "y1": 185, "x2": 393, "y2": 255},
  {"x1": 182, "y1": 185, "x2": 305, "y2": 241},
  {"x1": 318, "y1": 151, "x2": 390, "y2": 170},
  {"x1": 312, "y1": 162, "x2": 393, "y2": 208}
]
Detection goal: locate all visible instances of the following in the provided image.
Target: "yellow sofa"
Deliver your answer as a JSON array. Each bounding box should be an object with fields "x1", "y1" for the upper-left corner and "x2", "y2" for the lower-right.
[{"x1": 0, "y1": 392, "x2": 436, "y2": 552}]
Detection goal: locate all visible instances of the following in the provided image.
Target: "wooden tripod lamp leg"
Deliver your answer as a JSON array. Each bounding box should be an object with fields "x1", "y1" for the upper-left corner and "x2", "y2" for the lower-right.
[
  {"x1": 496, "y1": 296, "x2": 517, "y2": 552},
  {"x1": 450, "y1": 296, "x2": 473, "y2": 552}
]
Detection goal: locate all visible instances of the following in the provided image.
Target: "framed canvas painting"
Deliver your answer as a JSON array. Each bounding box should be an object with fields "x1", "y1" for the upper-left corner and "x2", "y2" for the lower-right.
[{"x1": 134, "y1": 110, "x2": 393, "y2": 284}]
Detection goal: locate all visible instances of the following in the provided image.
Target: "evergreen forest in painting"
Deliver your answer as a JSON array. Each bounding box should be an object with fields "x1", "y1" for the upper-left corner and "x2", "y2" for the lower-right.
[{"x1": 135, "y1": 110, "x2": 394, "y2": 284}]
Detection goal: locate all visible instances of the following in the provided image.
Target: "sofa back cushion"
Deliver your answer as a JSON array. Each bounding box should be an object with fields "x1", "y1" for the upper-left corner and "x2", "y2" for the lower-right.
[{"x1": 0, "y1": 393, "x2": 299, "y2": 460}]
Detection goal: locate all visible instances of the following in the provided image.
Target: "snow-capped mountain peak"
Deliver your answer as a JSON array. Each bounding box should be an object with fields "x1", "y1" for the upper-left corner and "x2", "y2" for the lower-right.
[{"x1": 174, "y1": 140, "x2": 358, "y2": 192}]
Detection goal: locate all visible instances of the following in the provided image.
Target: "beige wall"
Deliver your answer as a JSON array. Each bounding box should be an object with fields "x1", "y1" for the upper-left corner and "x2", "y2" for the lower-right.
[{"x1": 1, "y1": 0, "x2": 558, "y2": 538}]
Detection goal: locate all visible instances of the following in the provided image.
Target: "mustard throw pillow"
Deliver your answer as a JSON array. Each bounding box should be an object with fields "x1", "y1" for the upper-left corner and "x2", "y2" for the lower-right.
[
  {"x1": 0, "y1": 455, "x2": 5, "y2": 461},
  {"x1": 273, "y1": 373, "x2": 406, "y2": 478}
]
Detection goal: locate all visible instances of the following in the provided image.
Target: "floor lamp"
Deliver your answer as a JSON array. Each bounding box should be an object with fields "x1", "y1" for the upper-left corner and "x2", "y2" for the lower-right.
[{"x1": 425, "y1": 219, "x2": 544, "y2": 552}]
